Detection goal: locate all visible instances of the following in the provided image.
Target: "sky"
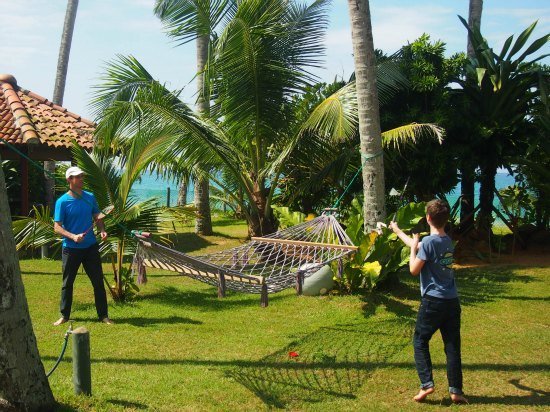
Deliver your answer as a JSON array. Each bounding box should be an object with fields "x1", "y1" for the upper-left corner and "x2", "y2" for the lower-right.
[{"x1": 1, "y1": 0, "x2": 549, "y2": 121}]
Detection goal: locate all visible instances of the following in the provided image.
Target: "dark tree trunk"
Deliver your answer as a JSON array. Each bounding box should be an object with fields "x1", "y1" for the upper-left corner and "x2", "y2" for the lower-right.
[
  {"x1": 477, "y1": 155, "x2": 497, "y2": 236},
  {"x1": 0, "y1": 153, "x2": 56, "y2": 411},
  {"x1": 467, "y1": 0, "x2": 483, "y2": 56},
  {"x1": 459, "y1": 163, "x2": 475, "y2": 232}
]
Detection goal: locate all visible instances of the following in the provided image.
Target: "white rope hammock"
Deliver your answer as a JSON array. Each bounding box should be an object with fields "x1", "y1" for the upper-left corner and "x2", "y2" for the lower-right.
[{"x1": 132, "y1": 213, "x2": 356, "y2": 306}]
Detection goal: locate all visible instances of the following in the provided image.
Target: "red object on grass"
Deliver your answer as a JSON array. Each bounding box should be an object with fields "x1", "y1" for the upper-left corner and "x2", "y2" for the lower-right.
[{"x1": 288, "y1": 351, "x2": 299, "y2": 358}]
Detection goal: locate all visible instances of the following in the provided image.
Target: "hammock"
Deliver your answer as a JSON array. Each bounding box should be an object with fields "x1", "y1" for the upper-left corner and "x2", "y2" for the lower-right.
[{"x1": 132, "y1": 213, "x2": 356, "y2": 306}]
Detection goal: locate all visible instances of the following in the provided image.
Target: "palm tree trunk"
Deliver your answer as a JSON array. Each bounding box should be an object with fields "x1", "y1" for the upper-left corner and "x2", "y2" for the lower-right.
[
  {"x1": 0, "y1": 153, "x2": 56, "y2": 411},
  {"x1": 177, "y1": 175, "x2": 188, "y2": 206},
  {"x1": 43, "y1": 0, "x2": 79, "y2": 258},
  {"x1": 477, "y1": 154, "x2": 497, "y2": 236},
  {"x1": 347, "y1": 0, "x2": 386, "y2": 232},
  {"x1": 249, "y1": 189, "x2": 277, "y2": 237},
  {"x1": 459, "y1": 163, "x2": 475, "y2": 232},
  {"x1": 467, "y1": 0, "x2": 483, "y2": 56},
  {"x1": 194, "y1": 33, "x2": 213, "y2": 235},
  {"x1": 459, "y1": 0, "x2": 482, "y2": 234}
]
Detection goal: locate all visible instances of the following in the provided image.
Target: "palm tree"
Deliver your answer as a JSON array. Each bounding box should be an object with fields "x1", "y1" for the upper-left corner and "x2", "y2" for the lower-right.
[
  {"x1": 154, "y1": 0, "x2": 235, "y2": 235},
  {"x1": 458, "y1": 0, "x2": 483, "y2": 232},
  {"x1": 458, "y1": 17, "x2": 549, "y2": 234},
  {"x1": 43, "y1": 0, "x2": 79, "y2": 258},
  {"x1": 92, "y1": 0, "x2": 331, "y2": 237},
  {"x1": 346, "y1": 0, "x2": 386, "y2": 232},
  {"x1": 0, "y1": 154, "x2": 55, "y2": 410}
]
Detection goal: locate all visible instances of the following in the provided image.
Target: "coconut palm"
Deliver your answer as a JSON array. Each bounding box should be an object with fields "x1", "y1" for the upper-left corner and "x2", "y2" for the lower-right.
[
  {"x1": 346, "y1": 0, "x2": 386, "y2": 232},
  {"x1": 458, "y1": 0, "x2": 483, "y2": 232},
  {"x1": 42, "y1": 0, "x2": 80, "y2": 258},
  {"x1": 93, "y1": 0, "x2": 332, "y2": 236},
  {"x1": 154, "y1": 0, "x2": 236, "y2": 235}
]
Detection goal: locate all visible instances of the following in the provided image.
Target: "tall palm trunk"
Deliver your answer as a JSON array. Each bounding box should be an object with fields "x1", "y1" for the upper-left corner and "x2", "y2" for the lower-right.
[
  {"x1": 194, "y1": 34, "x2": 213, "y2": 235},
  {"x1": 43, "y1": 0, "x2": 79, "y2": 258},
  {"x1": 467, "y1": 0, "x2": 483, "y2": 57},
  {"x1": 478, "y1": 150, "x2": 497, "y2": 236},
  {"x1": 459, "y1": 0, "x2": 483, "y2": 232},
  {"x1": 177, "y1": 175, "x2": 188, "y2": 205},
  {"x1": 347, "y1": 0, "x2": 386, "y2": 232},
  {"x1": 0, "y1": 153, "x2": 56, "y2": 411}
]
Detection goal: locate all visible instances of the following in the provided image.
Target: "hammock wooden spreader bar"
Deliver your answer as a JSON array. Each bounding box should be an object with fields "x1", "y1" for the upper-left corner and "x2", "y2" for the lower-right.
[
  {"x1": 132, "y1": 214, "x2": 356, "y2": 307},
  {"x1": 251, "y1": 237, "x2": 359, "y2": 251}
]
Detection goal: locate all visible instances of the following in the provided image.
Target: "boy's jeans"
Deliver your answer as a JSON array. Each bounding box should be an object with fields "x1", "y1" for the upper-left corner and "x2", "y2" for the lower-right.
[
  {"x1": 413, "y1": 295, "x2": 463, "y2": 395},
  {"x1": 60, "y1": 243, "x2": 108, "y2": 320}
]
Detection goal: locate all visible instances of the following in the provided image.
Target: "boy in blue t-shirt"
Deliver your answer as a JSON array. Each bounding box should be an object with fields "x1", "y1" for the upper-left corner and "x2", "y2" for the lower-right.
[{"x1": 390, "y1": 199, "x2": 468, "y2": 404}]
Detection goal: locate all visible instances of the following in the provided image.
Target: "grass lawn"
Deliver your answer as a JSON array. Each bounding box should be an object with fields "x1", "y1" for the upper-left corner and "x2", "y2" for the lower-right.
[{"x1": 20, "y1": 219, "x2": 549, "y2": 411}]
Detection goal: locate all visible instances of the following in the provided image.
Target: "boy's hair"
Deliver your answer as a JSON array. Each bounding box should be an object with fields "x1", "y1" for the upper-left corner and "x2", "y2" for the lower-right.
[{"x1": 426, "y1": 199, "x2": 450, "y2": 229}]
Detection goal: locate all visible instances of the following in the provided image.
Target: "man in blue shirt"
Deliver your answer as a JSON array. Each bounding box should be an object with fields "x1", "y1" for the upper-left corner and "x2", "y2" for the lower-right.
[
  {"x1": 53, "y1": 166, "x2": 113, "y2": 325},
  {"x1": 390, "y1": 199, "x2": 467, "y2": 404}
]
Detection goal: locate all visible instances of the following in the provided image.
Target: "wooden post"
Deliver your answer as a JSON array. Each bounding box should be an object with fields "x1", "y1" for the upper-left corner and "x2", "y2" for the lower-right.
[
  {"x1": 166, "y1": 187, "x2": 171, "y2": 207},
  {"x1": 72, "y1": 326, "x2": 91, "y2": 396},
  {"x1": 21, "y1": 156, "x2": 29, "y2": 216},
  {"x1": 217, "y1": 271, "x2": 226, "y2": 298},
  {"x1": 296, "y1": 270, "x2": 304, "y2": 295},
  {"x1": 260, "y1": 283, "x2": 268, "y2": 307}
]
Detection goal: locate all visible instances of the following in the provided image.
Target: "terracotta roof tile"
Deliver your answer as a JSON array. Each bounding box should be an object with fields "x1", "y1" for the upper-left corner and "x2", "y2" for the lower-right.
[{"x1": 0, "y1": 74, "x2": 95, "y2": 153}]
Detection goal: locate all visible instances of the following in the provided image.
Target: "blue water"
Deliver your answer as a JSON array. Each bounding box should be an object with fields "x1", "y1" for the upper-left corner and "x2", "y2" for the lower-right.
[
  {"x1": 132, "y1": 171, "x2": 516, "y2": 209},
  {"x1": 131, "y1": 173, "x2": 189, "y2": 206}
]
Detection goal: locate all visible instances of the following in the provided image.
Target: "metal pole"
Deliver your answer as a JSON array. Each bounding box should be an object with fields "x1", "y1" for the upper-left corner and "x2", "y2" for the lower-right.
[
  {"x1": 167, "y1": 187, "x2": 171, "y2": 207},
  {"x1": 72, "y1": 326, "x2": 91, "y2": 395}
]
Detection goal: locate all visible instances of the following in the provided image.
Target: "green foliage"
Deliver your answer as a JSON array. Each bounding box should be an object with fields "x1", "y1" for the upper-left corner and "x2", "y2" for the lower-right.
[
  {"x1": 382, "y1": 34, "x2": 465, "y2": 202},
  {"x1": 335, "y1": 199, "x2": 426, "y2": 293},
  {"x1": 498, "y1": 184, "x2": 537, "y2": 225},
  {"x1": 271, "y1": 206, "x2": 307, "y2": 229},
  {"x1": 12, "y1": 205, "x2": 59, "y2": 251}
]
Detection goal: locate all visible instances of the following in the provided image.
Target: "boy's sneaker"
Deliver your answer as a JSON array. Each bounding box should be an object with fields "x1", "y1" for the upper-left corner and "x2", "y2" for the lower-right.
[{"x1": 101, "y1": 317, "x2": 114, "y2": 324}]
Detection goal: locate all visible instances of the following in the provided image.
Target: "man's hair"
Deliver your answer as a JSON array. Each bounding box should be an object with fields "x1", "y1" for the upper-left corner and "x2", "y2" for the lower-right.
[{"x1": 426, "y1": 199, "x2": 450, "y2": 228}]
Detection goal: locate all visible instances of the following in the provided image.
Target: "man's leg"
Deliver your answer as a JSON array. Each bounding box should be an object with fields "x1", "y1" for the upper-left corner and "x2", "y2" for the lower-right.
[
  {"x1": 440, "y1": 298, "x2": 466, "y2": 402},
  {"x1": 59, "y1": 247, "x2": 82, "y2": 320},
  {"x1": 413, "y1": 298, "x2": 444, "y2": 400},
  {"x1": 82, "y1": 244, "x2": 109, "y2": 320}
]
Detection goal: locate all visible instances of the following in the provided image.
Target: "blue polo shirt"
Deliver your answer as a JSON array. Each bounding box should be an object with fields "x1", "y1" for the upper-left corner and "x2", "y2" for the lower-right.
[
  {"x1": 417, "y1": 234, "x2": 458, "y2": 299},
  {"x1": 54, "y1": 191, "x2": 100, "y2": 249}
]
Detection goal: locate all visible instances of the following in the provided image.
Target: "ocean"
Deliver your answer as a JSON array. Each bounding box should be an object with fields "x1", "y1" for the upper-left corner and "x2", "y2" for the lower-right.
[{"x1": 132, "y1": 171, "x2": 516, "y2": 210}]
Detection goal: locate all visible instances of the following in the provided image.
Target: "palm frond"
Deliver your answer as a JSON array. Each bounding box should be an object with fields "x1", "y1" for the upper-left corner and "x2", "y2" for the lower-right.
[{"x1": 382, "y1": 123, "x2": 445, "y2": 149}]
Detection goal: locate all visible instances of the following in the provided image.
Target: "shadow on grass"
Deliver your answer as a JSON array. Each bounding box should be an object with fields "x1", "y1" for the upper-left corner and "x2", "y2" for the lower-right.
[
  {"x1": 21, "y1": 270, "x2": 60, "y2": 276},
  {"x1": 390, "y1": 266, "x2": 540, "y2": 309},
  {"x1": 140, "y1": 285, "x2": 288, "y2": 310},
  {"x1": 161, "y1": 232, "x2": 214, "y2": 253},
  {"x1": 68, "y1": 315, "x2": 203, "y2": 327},
  {"x1": 225, "y1": 318, "x2": 412, "y2": 409},
  {"x1": 106, "y1": 399, "x2": 149, "y2": 410}
]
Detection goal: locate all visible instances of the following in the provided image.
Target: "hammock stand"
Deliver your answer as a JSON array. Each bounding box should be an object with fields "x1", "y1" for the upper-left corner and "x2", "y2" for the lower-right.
[{"x1": 132, "y1": 212, "x2": 357, "y2": 307}]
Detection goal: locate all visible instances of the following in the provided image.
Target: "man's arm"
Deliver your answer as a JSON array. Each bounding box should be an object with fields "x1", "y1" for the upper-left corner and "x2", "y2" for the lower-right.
[
  {"x1": 92, "y1": 213, "x2": 108, "y2": 241},
  {"x1": 54, "y1": 221, "x2": 84, "y2": 243},
  {"x1": 409, "y1": 233, "x2": 425, "y2": 276}
]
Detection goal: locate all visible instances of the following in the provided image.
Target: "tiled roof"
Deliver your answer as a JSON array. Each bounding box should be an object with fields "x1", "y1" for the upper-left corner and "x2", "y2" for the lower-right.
[{"x1": 0, "y1": 74, "x2": 94, "y2": 152}]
